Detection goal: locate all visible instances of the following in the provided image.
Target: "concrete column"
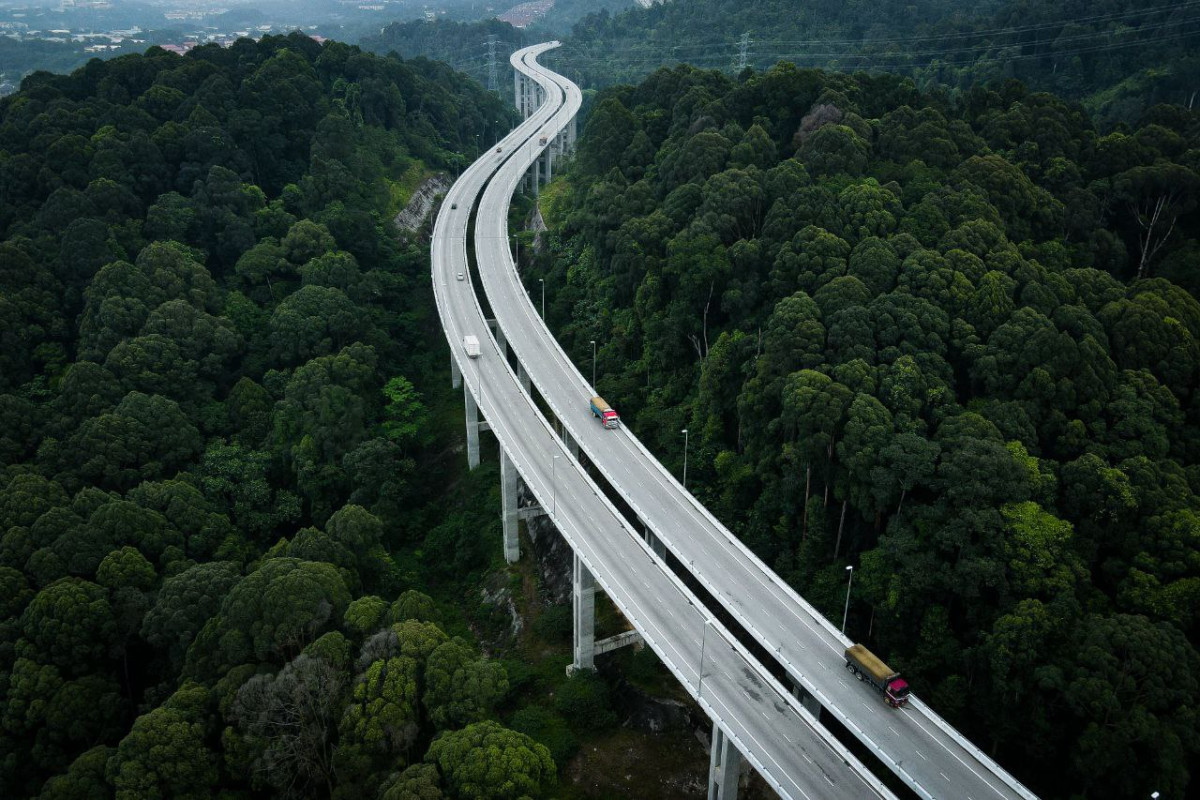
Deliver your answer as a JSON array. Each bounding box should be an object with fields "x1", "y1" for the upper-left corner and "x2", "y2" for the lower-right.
[
  {"x1": 708, "y1": 724, "x2": 741, "y2": 800},
  {"x1": 517, "y1": 361, "x2": 531, "y2": 393},
  {"x1": 791, "y1": 682, "x2": 822, "y2": 719},
  {"x1": 465, "y1": 383, "x2": 480, "y2": 470},
  {"x1": 501, "y1": 450, "x2": 519, "y2": 563},
  {"x1": 543, "y1": 147, "x2": 552, "y2": 182},
  {"x1": 571, "y1": 552, "x2": 595, "y2": 673},
  {"x1": 514, "y1": 69, "x2": 521, "y2": 112},
  {"x1": 562, "y1": 429, "x2": 578, "y2": 459},
  {"x1": 530, "y1": 157, "x2": 540, "y2": 198},
  {"x1": 646, "y1": 528, "x2": 666, "y2": 560},
  {"x1": 493, "y1": 323, "x2": 506, "y2": 359},
  {"x1": 451, "y1": 354, "x2": 461, "y2": 389}
]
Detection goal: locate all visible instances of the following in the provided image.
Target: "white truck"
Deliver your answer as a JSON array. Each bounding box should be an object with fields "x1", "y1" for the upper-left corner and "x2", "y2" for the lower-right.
[{"x1": 463, "y1": 335, "x2": 481, "y2": 359}]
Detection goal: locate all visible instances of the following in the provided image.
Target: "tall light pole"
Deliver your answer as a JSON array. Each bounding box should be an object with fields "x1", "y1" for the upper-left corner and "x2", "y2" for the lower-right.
[
  {"x1": 842, "y1": 565, "x2": 854, "y2": 635},
  {"x1": 681, "y1": 428, "x2": 689, "y2": 489},
  {"x1": 697, "y1": 617, "x2": 712, "y2": 701},
  {"x1": 589, "y1": 340, "x2": 596, "y2": 387},
  {"x1": 552, "y1": 453, "x2": 559, "y2": 515},
  {"x1": 538, "y1": 278, "x2": 545, "y2": 319}
]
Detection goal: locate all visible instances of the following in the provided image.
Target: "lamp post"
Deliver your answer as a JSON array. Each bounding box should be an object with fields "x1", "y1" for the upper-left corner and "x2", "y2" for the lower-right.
[
  {"x1": 842, "y1": 565, "x2": 854, "y2": 635},
  {"x1": 681, "y1": 428, "x2": 689, "y2": 489},
  {"x1": 538, "y1": 278, "x2": 545, "y2": 320},
  {"x1": 590, "y1": 340, "x2": 596, "y2": 387},
  {"x1": 552, "y1": 453, "x2": 559, "y2": 515},
  {"x1": 697, "y1": 617, "x2": 712, "y2": 701}
]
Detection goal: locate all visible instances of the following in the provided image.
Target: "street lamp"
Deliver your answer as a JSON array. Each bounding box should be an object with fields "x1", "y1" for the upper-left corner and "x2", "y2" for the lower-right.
[
  {"x1": 697, "y1": 617, "x2": 712, "y2": 701},
  {"x1": 842, "y1": 565, "x2": 854, "y2": 635},
  {"x1": 590, "y1": 340, "x2": 596, "y2": 387},
  {"x1": 552, "y1": 453, "x2": 559, "y2": 515},
  {"x1": 681, "y1": 428, "x2": 689, "y2": 489},
  {"x1": 538, "y1": 278, "x2": 545, "y2": 320}
]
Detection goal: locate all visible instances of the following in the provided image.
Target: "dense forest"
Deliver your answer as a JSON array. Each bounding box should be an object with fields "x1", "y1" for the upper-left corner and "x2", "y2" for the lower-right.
[
  {"x1": 0, "y1": 33, "x2": 634, "y2": 799},
  {"x1": 531, "y1": 62, "x2": 1200, "y2": 797}
]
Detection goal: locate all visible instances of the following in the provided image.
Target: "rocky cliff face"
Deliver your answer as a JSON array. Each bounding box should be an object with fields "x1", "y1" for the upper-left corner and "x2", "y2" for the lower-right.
[
  {"x1": 523, "y1": 482, "x2": 573, "y2": 605},
  {"x1": 394, "y1": 174, "x2": 453, "y2": 237}
]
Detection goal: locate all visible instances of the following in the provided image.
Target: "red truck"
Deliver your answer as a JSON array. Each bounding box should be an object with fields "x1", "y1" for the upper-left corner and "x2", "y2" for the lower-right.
[
  {"x1": 590, "y1": 396, "x2": 620, "y2": 429},
  {"x1": 845, "y1": 644, "x2": 910, "y2": 708}
]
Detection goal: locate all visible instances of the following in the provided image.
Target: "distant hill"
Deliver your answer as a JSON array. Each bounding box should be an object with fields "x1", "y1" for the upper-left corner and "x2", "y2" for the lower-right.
[{"x1": 549, "y1": 0, "x2": 1200, "y2": 127}]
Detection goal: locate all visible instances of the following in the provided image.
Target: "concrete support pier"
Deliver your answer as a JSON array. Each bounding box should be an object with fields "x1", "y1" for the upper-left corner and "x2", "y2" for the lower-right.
[
  {"x1": 791, "y1": 682, "x2": 822, "y2": 719},
  {"x1": 570, "y1": 552, "x2": 595, "y2": 673},
  {"x1": 451, "y1": 354, "x2": 461, "y2": 389},
  {"x1": 646, "y1": 528, "x2": 667, "y2": 560},
  {"x1": 465, "y1": 383, "x2": 480, "y2": 470},
  {"x1": 492, "y1": 321, "x2": 506, "y2": 358},
  {"x1": 501, "y1": 450, "x2": 519, "y2": 563},
  {"x1": 517, "y1": 361, "x2": 531, "y2": 393},
  {"x1": 708, "y1": 724, "x2": 742, "y2": 800}
]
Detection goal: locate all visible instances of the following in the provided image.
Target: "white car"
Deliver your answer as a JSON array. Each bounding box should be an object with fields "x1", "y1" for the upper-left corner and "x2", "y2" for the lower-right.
[{"x1": 456, "y1": 272, "x2": 465, "y2": 281}]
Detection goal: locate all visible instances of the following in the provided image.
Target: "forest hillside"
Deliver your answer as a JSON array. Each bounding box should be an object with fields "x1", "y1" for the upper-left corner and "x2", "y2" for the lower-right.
[
  {"x1": 529, "y1": 61, "x2": 1200, "y2": 798},
  {"x1": 0, "y1": 33, "x2": 599, "y2": 800}
]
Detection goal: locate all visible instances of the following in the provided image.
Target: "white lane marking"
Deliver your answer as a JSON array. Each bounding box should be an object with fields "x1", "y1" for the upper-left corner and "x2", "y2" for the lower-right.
[
  {"x1": 905, "y1": 704, "x2": 1014, "y2": 799},
  {"x1": 916, "y1": 750, "x2": 927, "y2": 761},
  {"x1": 941, "y1": 772, "x2": 950, "y2": 781}
]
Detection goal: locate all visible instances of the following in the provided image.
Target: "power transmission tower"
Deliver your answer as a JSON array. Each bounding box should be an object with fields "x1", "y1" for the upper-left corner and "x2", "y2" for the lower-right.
[
  {"x1": 733, "y1": 32, "x2": 751, "y2": 73},
  {"x1": 486, "y1": 35, "x2": 498, "y2": 94}
]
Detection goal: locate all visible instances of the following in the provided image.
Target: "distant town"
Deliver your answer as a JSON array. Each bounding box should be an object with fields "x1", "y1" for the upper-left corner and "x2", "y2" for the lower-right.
[{"x1": 0, "y1": 0, "x2": 509, "y2": 94}]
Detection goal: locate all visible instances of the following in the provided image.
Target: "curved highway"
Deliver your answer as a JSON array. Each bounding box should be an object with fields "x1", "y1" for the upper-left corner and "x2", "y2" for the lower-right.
[
  {"x1": 473, "y1": 44, "x2": 1039, "y2": 800},
  {"x1": 433, "y1": 41, "x2": 894, "y2": 800}
]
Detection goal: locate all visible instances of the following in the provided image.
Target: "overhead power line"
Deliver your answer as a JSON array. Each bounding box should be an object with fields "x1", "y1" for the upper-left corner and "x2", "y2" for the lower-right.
[
  {"x1": 554, "y1": 6, "x2": 1200, "y2": 75},
  {"x1": 644, "y1": 0, "x2": 1200, "y2": 53}
]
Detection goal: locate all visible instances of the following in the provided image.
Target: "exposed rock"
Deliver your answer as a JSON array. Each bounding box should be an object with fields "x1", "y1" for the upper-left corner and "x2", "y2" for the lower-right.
[
  {"x1": 521, "y1": 481, "x2": 572, "y2": 605},
  {"x1": 613, "y1": 679, "x2": 694, "y2": 734},
  {"x1": 528, "y1": 204, "x2": 549, "y2": 255},
  {"x1": 476, "y1": 570, "x2": 523, "y2": 656},
  {"x1": 394, "y1": 174, "x2": 452, "y2": 238}
]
